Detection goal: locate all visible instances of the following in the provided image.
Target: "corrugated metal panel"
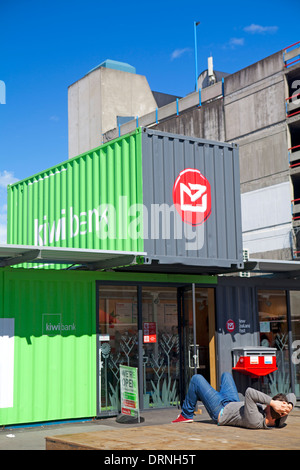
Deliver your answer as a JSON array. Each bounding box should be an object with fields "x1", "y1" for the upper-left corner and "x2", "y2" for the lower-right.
[
  {"x1": 7, "y1": 129, "x2": 144, "y2": 256},
  {"x1": 215, "y1": 278, "x2": 258, "y2": 389},
  {"x1": 0, "y1": 269, "x2": 96, "y2": 426},
  {"x1": 141, "y1": 128, "x2": 243, "y2": 269}
]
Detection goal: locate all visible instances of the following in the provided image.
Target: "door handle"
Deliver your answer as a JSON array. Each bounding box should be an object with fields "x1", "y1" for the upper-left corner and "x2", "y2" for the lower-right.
[{"x1": 189, "y1": 344, "x2": 199, "y2": 369}]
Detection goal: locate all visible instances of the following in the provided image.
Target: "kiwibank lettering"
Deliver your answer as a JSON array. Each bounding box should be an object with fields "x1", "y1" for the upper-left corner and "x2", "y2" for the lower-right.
[
  {"x1": 34, "y1": 205, "x2": 109, "y2": 245},
  {"x1": 33, "y1": 197, "x2": 205, "y2": 251},
  {"x1": 42, "y1": 314, "x2": 76, "y2": 336}
]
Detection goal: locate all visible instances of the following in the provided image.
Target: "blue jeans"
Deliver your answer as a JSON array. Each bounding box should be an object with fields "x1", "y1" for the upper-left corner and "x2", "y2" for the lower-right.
[{"x1": 181, "y1": 372, "x2": 240, "y2": 422}]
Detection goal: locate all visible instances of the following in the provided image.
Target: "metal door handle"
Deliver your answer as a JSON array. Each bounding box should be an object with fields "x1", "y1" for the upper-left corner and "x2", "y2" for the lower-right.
[{"x1": 189, "y1": 344, "x2": 199, "y2": 369}]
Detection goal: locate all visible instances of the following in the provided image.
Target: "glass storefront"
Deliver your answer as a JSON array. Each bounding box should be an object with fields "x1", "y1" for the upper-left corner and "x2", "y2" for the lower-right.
[
  {"x1": 97, "y1": 282, "x2": 215, "y2": 416},
  {"x1": 258, "y1": 289, "x2": 290, "y2": 395},
  {"x1": 97, "y1": 284, "x2": 181, "y2": 416},
  {"x1": 258, "y1": 288, "x2": 300, "y2": 398},
  {"x1": 97, "y1": 283, "x2": 300, "y2": 417},
  {"x1": 290, "y1": 291, "x2": 300, "y2": 397}
]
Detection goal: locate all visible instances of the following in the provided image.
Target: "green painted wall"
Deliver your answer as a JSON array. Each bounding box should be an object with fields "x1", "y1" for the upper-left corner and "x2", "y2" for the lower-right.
[{"x1": 0, "y1": 269, "x2": 97, "y2": 425}]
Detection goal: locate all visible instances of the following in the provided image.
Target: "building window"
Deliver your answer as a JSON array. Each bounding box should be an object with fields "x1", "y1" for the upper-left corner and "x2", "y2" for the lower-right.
[
  {"x1": 258, "y1": 289, "x2": 290, "y2": 395},
  {"x1": 289, "y1": 291, "x2": 300, "y2": 397}
]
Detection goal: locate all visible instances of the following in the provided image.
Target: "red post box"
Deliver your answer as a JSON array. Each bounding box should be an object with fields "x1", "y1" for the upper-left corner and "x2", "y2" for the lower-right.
[{"x1": 232, "y1": 346, "x2": 277, "y2": 378}]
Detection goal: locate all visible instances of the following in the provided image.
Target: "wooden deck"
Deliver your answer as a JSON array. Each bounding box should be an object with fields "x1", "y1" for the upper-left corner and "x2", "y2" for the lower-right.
[{"x1": 46, "y1": 412, "x2": 300, "y2": 450}]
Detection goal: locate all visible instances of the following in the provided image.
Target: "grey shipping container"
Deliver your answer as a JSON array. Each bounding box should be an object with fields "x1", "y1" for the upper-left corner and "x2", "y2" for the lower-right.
[{"x1": 141, "y1": 128, "x2": 243, "y2": 270}]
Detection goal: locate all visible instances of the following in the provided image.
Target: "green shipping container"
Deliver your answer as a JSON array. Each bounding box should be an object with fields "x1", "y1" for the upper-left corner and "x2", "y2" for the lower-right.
[{"x1": 7, "y1": 129, "x2": 143, "y2": 254}]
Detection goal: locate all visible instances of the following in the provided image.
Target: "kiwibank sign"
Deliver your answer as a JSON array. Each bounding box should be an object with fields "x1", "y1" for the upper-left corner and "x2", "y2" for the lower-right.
[
  {"x1": 42, "y1": 314, "x2": 76, "y2": 336},
  {"x1": 34, "y1": 205, "x2": 111, "y2": 246}
]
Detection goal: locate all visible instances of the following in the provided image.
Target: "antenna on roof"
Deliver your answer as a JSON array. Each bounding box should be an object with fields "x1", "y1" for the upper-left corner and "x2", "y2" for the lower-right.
[
  {"x1": 194, "y1": 21, "x2": 200, "y2": 91},
  {"x1": 208, "y1": 56, "x2": 215, "y2": 85}
]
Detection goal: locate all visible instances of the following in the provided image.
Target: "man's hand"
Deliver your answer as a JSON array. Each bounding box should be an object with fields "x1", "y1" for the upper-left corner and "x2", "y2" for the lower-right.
[{"x1": 270, "y1": 400, "x2": 291, "y2": 416}]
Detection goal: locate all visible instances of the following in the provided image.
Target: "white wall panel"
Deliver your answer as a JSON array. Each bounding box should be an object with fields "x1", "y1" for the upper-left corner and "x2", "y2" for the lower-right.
[{"x1": 0, "y1": 318, "x2": 14, "y2": 408}]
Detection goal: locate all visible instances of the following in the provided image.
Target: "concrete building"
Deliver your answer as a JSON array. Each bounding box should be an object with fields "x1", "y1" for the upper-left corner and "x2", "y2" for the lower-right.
[
  {"x1": 68, "y1": 60, "x2": 158, "y2": 158},
  {"x1": 85, "y1": 44, "x2": 300, "y2": 262},
  {"x1": 68, "y1": 59, "x2": 182, "y2": 159}
]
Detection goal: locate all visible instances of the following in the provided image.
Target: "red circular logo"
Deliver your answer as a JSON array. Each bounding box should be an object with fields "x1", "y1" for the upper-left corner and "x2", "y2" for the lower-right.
[
  {"x1": 172, "y1": 168, "x2": 211, "y2": 226},
  {"x1": 226, "y1": 319, "x2": 236, "y2": 332}
]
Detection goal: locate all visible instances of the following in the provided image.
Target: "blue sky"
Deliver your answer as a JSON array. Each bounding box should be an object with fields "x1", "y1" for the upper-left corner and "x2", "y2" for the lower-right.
[{"x1": 0, "y1": 0, "x2": 299, "y2": 242}]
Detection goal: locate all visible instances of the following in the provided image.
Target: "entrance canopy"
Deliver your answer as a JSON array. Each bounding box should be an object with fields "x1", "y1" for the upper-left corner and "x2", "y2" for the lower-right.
[
  {"x1": 1, "y1": 244, "x2": 300, "y2": 277},
  {"x1": 0, "y1": 244, "x2": 146, "y2": 270},
  {"x1": 244, "y1": 258, "x2": 300, "y2": 279}
]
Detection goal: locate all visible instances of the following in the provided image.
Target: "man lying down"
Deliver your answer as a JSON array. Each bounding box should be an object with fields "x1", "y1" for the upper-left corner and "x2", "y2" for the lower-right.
[{"x1": 172, "y1": 372, "x2": 296, "y2": 429}]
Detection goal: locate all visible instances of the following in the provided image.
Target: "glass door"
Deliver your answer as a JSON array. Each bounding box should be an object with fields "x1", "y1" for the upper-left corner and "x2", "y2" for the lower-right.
[
  {"x1": 179, "y1": 286, "x2": 216, "y2": 398},
  {"x1": 97, "y1": 285, "x2": 138, "y2": 416},
  {"x1": 141, "y1": 286, "x2": 180, "y2": 409},
  {"x1": 258, "y1": 289, "x2": 291, "y2": 395}
]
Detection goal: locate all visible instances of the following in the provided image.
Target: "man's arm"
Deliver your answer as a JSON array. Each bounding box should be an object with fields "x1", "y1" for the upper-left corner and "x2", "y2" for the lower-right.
[
  {"x1": 270, "y1": 393, "x2": 296, "y2": 416},
  {"x1": 243, "y1": 388, "x2": 272, "y2": 428},
  {"x1": 286, "y1": 393, "x2": 296, "y2": 410},
  {"x1": 269, "y1": 399, "x2": 291, "y2": 415},
  {"x1": 273, "y1": 393, "x2": 296, "y2": 427}
]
